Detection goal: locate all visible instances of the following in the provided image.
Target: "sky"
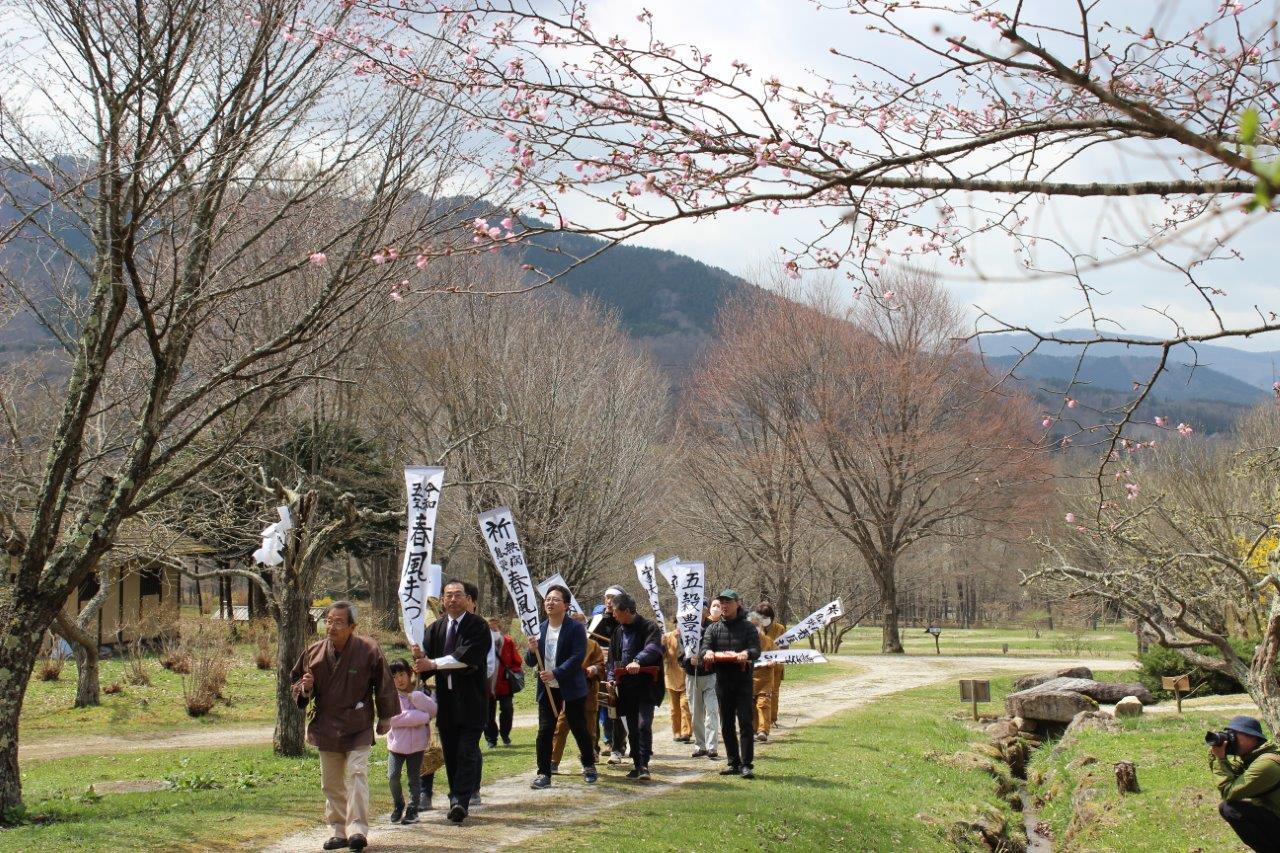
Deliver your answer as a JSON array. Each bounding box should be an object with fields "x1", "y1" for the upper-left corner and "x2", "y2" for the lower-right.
[{"x1": 550, "y1": 0, "x2": 1280, "y2": 353}]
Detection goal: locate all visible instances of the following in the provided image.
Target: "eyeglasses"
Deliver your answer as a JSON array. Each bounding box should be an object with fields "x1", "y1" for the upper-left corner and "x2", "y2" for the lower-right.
[{"x1": 324, "y1": 618, "x2": 350, "y2": 627}]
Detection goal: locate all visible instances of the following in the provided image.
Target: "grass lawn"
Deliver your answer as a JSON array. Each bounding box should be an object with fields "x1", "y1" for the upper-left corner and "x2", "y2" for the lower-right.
[
  {"x1": 1028, "y1": 709, "x2": 1249, "y2": 852},
  {"x1": 544, "y1": 677, "x2": 1029, "y2": 852},
  {"x1": 2, "y1": 733, "x2": 537, "y2": 851},
  {"x1": 835, "y1": 625, "x2": 1137, "y2": 658}
]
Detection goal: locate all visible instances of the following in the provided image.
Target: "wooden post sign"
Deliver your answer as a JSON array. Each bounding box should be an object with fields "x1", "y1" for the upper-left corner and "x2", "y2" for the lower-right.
[
  {"x1": 1162, "y1": 674, "x2": 1191, "y2": 713},
  {"x1": 925, "y1": 625, "x2": 942, "y2": 655},
  {"x1": 959, "y1": 678, "x2": 991, "y2": 721}
]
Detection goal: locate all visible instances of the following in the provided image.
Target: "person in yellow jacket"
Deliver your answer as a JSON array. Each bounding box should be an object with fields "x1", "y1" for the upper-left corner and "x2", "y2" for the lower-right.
[
  {"x1": 662, "y1": 628, "x2": 692, "y2": 742},
  {"x1": 756, "y1": 602, "x2": 786, "y2": 727},
  {"x1": 748, "y1": 610, "x2": 777, "y2": 741},
  {"x1": 551, "y1": 616, "x2": 605, "y2": 772}
]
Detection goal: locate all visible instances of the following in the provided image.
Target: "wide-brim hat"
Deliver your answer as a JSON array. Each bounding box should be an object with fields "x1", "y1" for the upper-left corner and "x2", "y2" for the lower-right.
[{"x1": 1226, "y1": 715, "x2": 1267, "y2": 739}]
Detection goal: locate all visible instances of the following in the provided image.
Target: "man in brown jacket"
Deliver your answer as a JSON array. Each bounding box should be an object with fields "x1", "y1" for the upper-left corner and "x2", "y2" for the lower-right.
[
  {"x1": 291, "y1": 601, "x2": 399, "y2": 852},
  {"x1": 662, "y1": 627, "x2": 692, "y2": 742}
]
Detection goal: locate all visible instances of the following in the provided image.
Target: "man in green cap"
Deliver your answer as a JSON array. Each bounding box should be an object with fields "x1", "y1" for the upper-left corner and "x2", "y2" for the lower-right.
[
  {"x1": 1211, "y1": 714, "x2": 1280, "y2": 851},
  {"x1": 699, "y1": 589, "x2": 761, "y2": 778}
]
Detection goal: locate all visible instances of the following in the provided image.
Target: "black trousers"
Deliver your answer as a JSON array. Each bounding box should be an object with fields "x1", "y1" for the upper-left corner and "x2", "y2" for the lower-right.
[
  {"x1": 615, "y1": 683, "x2": 655, "y2": 768},
  {"x1": 486, "y1": 694, "x2": 514, "y2": 744},
  {"x1": 438, "y1": 721, "x2": 485, "y2": 809},
  {"x1": 1220, "y1": 800, "x2": 1280, "y2": 852},
  {"x1": 717, "y1": 681, "x2": 754, "y2": 769},
  {"x1": 536, "y1": 688, "x2": 595, "y2": 775}
]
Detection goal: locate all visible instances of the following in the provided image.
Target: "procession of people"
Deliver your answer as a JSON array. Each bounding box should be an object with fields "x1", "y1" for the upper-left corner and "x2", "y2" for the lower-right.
[{"x1": 289, "y1": 574, "x2": 794, "y2": 850}]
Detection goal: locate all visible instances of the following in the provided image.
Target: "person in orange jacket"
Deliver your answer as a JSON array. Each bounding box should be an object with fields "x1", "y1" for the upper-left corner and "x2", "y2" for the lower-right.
[{"x1": 662, "y1": 627, "x2": 693, "y2": 742}]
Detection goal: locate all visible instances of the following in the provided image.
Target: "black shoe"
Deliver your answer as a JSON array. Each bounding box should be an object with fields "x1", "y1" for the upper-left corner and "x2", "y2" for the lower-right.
[
  {"x1": 486, "y1": 739, "x2": 498, "y2": 749},
  {"x1": 401, "y1": 807, "x2": 419, "y2": 824},
  {"x1": 502, "y1": 736, "x2": 511, "y2": 745},
  {"x1": 637, "y1": 766, "x2": 651, "y2": 781},
  {"x1": 625, "y1": 767, "x2": 641, "y2": 779},
  {"x1": 417, "y1": 791, "x2": 432, "y2": 811},
  {"x1": 471, "y1": 792, "x2": 483, "y2": 806},
  {"x1": 550, "y1": 763, "x2": 560, "y2": 775},
  {"x1": 584, "y1": 765, "x2": 598, "y2": 784},
  {"x1": 322, "y1": 839, "x2": 348, "y2": 851},
  {"x1": 531, "y1": 774, "x2": 552, "y2": 789},
  {"x1": 348, "y1": 836, "x2": 367, "y2": 853},
  {"x1": 389, "y1": 805, "x2": 404, "y2": 824},
  {"x1": 741, "y1": 766, "x2": 755, "y2": 779},
  {"x1": 691, "y1": 747, "x2": 707, "y2": 758},
  {"x1": 719, "y1": 765, "x2": 741, "y2": 776},
  {"x1": 447, "y1": 803, "x2": 467, "y2": 823},
  {"x1": 707, "y1": 750, "x2": 719, "y2": 759}
]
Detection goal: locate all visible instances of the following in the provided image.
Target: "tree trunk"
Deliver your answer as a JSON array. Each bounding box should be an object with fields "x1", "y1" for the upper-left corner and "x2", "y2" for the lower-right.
[
  {"x1": 364, "y1": 551, "x2": 400, "y2": 631},
  {"x1": 0, "y1": 611, "x2": 47, "y2": 820},
  {"x1": 273, "y1": 587, "x2": 313, "y2": 757},
  {"x1": 54, "y1": 609, "x2": 103, "y2": 708},
  {"x1": 878, "y1": 560, "x2": 904, "y2": 654},
  {"x1": 72, "y1": 643, "x2": 100, "y2": 708}
]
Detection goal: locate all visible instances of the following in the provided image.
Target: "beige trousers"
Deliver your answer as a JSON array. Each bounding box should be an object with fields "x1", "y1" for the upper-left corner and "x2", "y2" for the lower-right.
[{"x1": 320, "y1": 746, "x2": 371, "y2": 839}]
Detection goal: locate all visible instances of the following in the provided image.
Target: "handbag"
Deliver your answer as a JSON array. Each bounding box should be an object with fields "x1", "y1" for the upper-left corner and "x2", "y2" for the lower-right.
[{"x1": 504, "y1": 666, "x2": 526, "y2": 694}]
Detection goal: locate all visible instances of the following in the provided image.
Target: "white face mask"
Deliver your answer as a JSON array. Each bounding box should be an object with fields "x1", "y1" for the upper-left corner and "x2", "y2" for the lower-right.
[
  {"x1": 491, "y1": 630, "x2": 503, "y2": 644},
  {"x1": 760, "y1": 617, "x2": 773, "y2": 628}
]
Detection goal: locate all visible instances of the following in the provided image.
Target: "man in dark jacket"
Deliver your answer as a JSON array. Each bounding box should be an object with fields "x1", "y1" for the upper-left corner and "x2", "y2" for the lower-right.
[
  {"x1": 607, "y1": 592, "x2": 663, "y2": 779},
  {"x1": 291, "y1": 601, "x2": 399, "y2": 852},
  {"x1": 411, "y1": 579, "x2": 492, "y2": 824},
  {"x1": 699, "y1": 589, "x2": 761, "y2": 779}
]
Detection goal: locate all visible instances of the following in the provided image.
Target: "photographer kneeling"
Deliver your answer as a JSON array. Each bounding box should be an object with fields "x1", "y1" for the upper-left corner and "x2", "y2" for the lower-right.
[{"x1": 1210, "y1": 715, "x2": 1280, "y2": 852}]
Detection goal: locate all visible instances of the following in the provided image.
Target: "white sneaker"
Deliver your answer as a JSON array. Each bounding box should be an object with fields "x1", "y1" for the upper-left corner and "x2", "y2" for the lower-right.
[{"x1": 607, "y1": 751, "x2": 623, "y2": 765}]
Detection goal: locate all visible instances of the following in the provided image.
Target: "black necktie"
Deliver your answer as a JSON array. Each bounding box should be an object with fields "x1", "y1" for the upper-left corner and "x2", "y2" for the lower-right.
[{"x1": 445, "y1": 618, "x2": 458, "y2": 655}]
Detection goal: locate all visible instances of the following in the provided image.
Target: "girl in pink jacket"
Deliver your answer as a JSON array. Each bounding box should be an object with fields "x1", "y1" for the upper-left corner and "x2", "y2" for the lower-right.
[{"x1": 386, "y1": 660, "x2": 437, "y2": 825}]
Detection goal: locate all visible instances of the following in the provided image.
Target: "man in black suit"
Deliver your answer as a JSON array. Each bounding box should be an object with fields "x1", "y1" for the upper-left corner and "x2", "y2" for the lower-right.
[{"x1": 412, "y1": 579, "x2": 492, "y2": 824}]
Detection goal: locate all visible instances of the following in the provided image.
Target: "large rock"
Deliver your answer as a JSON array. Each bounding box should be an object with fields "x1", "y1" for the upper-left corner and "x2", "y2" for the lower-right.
[
  {"x1": 1007, "y1": 688, "x2": 1099, "y2": 723},
  {"x1": 1011, "y1": 666, "x2": 1094, "y2": 691},
  {"x1": 1114, "y1": 695, "x2": 1144, "y2": 717},
  {"x1": 1034, "y1": 677, "x2": 1156, "y2": 705},
  {"x1": 1067, "y1": 710, "x2": 1121, "y2": 734}
]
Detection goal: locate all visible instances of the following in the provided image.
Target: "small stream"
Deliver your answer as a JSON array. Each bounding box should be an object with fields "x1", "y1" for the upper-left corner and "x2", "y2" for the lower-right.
[{"x1": 1019, "y1": 782, "x2": 1053, "y2": 852}]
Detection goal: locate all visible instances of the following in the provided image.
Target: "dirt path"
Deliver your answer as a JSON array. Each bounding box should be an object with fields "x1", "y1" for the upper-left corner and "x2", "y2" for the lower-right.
[{"x1": 260, "y1": 655, "x2": 1122, "y2": 853}]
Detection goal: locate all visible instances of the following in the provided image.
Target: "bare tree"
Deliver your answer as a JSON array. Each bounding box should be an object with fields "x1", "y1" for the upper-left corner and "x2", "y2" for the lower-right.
[
  {"x1": 0, "y1": 0, "x2": 480, "y2": 814},
  {"x1": 371, "y1": 267, "x2": 668, "y2": 600},
  {"x1": 687, "y1": 272, "x2": 1048, "y2": 652},
  {"x1": 1030, "y1": 406, "x2": 1280, "y2": 726}
]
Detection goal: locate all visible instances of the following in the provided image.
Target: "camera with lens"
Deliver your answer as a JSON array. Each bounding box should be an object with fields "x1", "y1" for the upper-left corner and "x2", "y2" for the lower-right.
[{"x1": 1206, "y1": 729, "x2": 1240, "y2": 754}]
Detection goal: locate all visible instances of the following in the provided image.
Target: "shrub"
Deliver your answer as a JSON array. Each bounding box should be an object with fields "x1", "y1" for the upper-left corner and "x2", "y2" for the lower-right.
[
  {"x1": 1136, "y1": 640, "x2": 1257, "y2": 699},
  {"x1": 123, "y1": 640, "x2": 152, "y2": 686},
  {"x1": 37, "y1": 656, "x2": 64, "y2": 681},
  {"x1": 182, "y1": 620, "x2": 233, "y2": 715},
  {"x1": 248, "y1": 619, "x2": 275, "y2": 670}
]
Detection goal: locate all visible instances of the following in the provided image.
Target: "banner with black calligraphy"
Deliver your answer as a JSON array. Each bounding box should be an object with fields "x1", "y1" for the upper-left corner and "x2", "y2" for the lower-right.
[
  {"x1": 774, "y1": 599, "x2": 844, "y2": 649},
  {"x1": 633, "y1": 553, "x2": 667, "y2": 631},
  {"x1": 536, "y1": 572, "x2": 584, "y2": 617},
  {"x1": 675, "y1": 561, "x2": 705, "y2": 659},
  {"x1": 657, "y1": 555, "x2": 681, "y2": 591},
  {"x1": 398, "y1": 466, "x2": 445, "y2": 647},
  {"x1": 478, "y1": 506, "x2": 540, "y2": 640},
  {"x1": 759, "y1": 649, "x2": 829, "y2": 665}
]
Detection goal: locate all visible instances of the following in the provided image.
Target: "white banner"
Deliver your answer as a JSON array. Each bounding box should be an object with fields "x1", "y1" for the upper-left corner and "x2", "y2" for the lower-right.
[
  {"x1": 399, "y1": 466, "x2": 445, "y2": 646},
  {"x1": 253, "y1": 505, "x2": 292, "y2": 567},
  {"x1": 674, "y1": 561, "x2": 705, "y2": 659},
  {"x1": 536, "y1": 572, "x2": 584, "y2": 617},
  {"x1": 759, "y1": 649, "x2": 828, "y2": 666},
  {"x1": 633, "y1": 553, "x2": 667, "y2": 631},
  {"x1": 774, "y1": 599, "x2": 844, "y2": 649},
  {"x1": 426, "y1": 563, "x2": 443, "y2": 602},
  {"x1": 478, "y1": 506, "x2": 540, "y2": 640},
  {"x1": 657, "y1": 555, "x2": 681, "y2": 590}
]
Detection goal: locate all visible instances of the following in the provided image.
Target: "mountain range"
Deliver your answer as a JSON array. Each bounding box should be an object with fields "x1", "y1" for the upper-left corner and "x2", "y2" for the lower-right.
[{"x1": 4, "y1": 178, "x2": 1277, "y2": 431}]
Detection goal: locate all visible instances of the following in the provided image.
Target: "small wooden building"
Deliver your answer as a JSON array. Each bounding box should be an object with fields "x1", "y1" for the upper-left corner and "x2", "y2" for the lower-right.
[{"x1": 58, "y1": 520, "x2": 213, "y2": 649}]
